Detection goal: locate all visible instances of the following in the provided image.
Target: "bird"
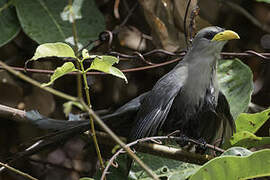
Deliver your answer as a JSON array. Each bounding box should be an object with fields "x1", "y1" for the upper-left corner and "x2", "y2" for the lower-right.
[
  {"x1": 124, "y1": 26, "x2": 238, "y2": 145},
  {"x1": 103, "y1": 26, "x2": 239, "y2": 173},
  {"x1": 24, "y1": 26, "x2": 238, "y2": 173}
]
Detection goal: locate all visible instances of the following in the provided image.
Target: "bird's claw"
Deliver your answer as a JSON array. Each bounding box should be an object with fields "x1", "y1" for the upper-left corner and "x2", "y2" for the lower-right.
[{"x1": 195, "y1": 138, "x2": 207, "y2": 153}]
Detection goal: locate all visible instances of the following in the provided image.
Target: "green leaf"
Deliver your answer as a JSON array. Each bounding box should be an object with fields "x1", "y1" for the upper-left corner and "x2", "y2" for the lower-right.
[
  {"x1": 0, "y1": 0, "x2": 20, "y2": 47},
  {"x1": 217, "y1": 59, "x2": 253, "y2": 120},
  {"x1": 256, "y1": 0, "x2": 270, "y2": 3},
  {"x1": 86, "y1": 56, "x2": 128, "y2": 83},
  {"x1": 31, "y1": 42, "x2": 76, "y2": 60},
  {"x1": 229, "y1": 131, "x2": 270, "y2": 148},
  {"x1": 14, "y1": 0, "x2": 105, "y2": 48},
  {"x1": 42, "y1": 62, "x2": 77, "y2": 86},
  {"x1": 190, "y1": 148, "x2": 270, "y2": 180},
  {"x1": 63, "y1": 101, "x2": 84, "y2": 117},
  {"x1": 235, "y1": 108, "x2": 270, "y2": 133}
]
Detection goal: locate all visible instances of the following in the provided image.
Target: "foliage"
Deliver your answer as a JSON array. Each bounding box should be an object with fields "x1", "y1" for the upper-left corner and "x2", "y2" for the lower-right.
[
  {"x1": 14, "y1": 0, "x2": 105, "y2": 47},
  {"x1": 30, "y1": 42, "x2": 127, "y2": 86},
  {"x1": 190, "y1": 148, "x2": 270, "y2": 180},
  {"x1": 29, "y1": 42, "x2": 127, "y2": 115},
  {"x1": 31, "y1": 42, "x2": 76, "y2": 60},
  {"x1": 235, "y1": 108, "x2": 270, "y2": 133},
  {"x1": 0, "y1": 0, "x2": 104, "y2": 48},
  {"x1": 226, "y1": 108, "x2": 270, "y2": 148},
  {"x1": 0, "y1": 0, "x2": 20, "y2": 46},
  {"x1": 217, "y1": 59, "x2": 253, "y2": 119}
]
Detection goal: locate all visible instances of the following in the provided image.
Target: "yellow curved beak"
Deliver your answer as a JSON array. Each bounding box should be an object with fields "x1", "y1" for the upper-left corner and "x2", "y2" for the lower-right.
[{"x1": 212, "y1": 30, "x2": 240, "y2": 41}]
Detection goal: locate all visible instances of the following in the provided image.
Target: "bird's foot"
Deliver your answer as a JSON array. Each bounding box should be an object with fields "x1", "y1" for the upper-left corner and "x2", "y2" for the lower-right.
[
  {"x1": 175, "y1": 134, "x2": 190, "y2": 147},
  {"x1": 195, "y1": 138, "x2": 207, "y2": 154}
]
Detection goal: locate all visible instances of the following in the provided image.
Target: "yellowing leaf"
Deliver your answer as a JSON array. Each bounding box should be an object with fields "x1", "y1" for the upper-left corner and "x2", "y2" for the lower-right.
[
  {"x1": 86, "y1": 56, "x2": 127, "y2": 83},
  {"x1": 31, "y1": 42, "x2": 76, "y2": 60},
  {"x1": 42, "y1": 62, "x2": 77, "y2": 86}
]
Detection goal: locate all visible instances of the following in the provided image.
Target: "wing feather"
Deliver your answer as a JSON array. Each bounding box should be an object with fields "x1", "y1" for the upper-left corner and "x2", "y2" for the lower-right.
[{"x1": 129, "y1": 65, "x2": 188, "y2": 140}]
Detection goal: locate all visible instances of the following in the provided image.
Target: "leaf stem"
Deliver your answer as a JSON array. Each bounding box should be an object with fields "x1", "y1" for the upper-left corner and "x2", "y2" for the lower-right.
[{"x1": 80, "y1": 59, "x2": 105, "y2": 171}]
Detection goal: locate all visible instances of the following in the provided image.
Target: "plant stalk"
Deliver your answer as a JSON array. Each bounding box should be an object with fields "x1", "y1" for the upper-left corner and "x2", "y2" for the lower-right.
[{"x1": 80, "y1": 60, "x2": 105, "y2": 171}]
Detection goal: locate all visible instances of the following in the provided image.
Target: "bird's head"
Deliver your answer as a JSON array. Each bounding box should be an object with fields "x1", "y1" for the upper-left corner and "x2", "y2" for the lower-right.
[{"x1": 191, "y1": 26, "x2": 240, "y2": 53}]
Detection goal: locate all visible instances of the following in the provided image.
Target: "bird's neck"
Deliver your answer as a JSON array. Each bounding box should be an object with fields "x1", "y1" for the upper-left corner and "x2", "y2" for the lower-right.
[{"x1": 183, "y1": 51, "x2": 219, "y2": 106}]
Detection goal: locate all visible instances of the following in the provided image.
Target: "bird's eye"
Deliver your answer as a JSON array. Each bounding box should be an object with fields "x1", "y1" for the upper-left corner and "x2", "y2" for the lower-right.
[{"x1": 203, "y1": 32, "x2": 216, "y2": 40}]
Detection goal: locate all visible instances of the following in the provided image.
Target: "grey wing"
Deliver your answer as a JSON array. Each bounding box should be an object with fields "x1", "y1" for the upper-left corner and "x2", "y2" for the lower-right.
[
  {"x1": 216, "y1": 91, "x2": 236, "y2": 143},
  {"x1": 130, "y1": 65, "x2": 188, "y2": 140}
]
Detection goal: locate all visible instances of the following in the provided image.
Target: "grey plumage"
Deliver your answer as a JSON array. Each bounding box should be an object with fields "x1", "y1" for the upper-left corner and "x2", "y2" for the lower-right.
[{"x1": 128, "y1": 26, "x2": 236, "y2": 144}]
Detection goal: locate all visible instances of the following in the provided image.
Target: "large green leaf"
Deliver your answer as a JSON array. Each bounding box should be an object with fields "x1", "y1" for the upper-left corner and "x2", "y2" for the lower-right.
[
  {"x1": 190, "y1": 148, "x2": 270, "y2": 180},
  {"x1": 42, "y1": 62, "x2": 77, "y2": 86},
  {"x1": 31, "y1": 42, "x2": 76, "y2": 60},
  {"x1": 14, "y1": 0, "x2": 105, "y2": 47},
  {"x1": 86, "y1": 56, "x2": 128, "y2": 83},
  {"x1": 0, "y1": 0, "x2": 20, "y2": 47},
  {"x1": 217, "y1": 59, "x2": 253, "y2": 119}
]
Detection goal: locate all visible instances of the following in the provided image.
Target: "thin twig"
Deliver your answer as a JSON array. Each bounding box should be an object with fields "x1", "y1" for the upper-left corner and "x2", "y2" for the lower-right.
[
  {"x1": 184, "y1": 0, "x2": 193, "y2": 49},
  {"x1": 0, "y1": 61, "x2": 77, "y2": 102},
  {"x1": 0, "y1": 104, "x2": 27, "y2": 123},
  {"x1": 114, "y1": 0, "x2": 120, "y2": 19},
  {"x1": 0, "y1": 161, "x2": 38, "y2": 180},
  {"x1": 118, "y1": 2, "x2": 138, "y2": 29}
]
